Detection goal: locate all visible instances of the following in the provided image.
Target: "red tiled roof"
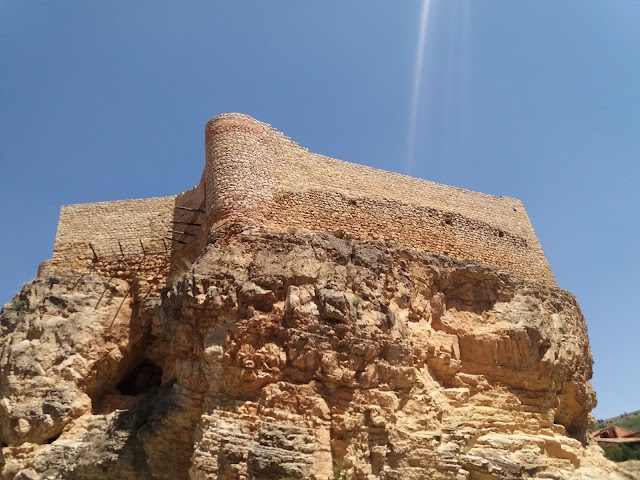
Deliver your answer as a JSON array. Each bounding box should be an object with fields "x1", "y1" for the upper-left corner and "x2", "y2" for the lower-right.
[{"x1": 593, "y1": 426, "x2": 635, "y2": 439}]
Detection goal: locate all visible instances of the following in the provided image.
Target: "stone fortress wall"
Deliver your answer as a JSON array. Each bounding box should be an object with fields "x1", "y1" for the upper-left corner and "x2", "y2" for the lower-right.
[
  {"x1": 204, "y1": 114, "x2": 555, "y2": 286},
  {"x1": 52, "y1": 197, "x2": 176, "y2": 261},
  {"x1": 43, "y1": 197, "x2": 176, "y2": 295},
  {"x1": 46, "y1": 113, "x2": 555, "y2": 289}
]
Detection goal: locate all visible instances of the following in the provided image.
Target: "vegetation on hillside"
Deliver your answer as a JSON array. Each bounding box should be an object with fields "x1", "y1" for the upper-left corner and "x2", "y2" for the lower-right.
[
  {"x1": 595, "y1": 409, "x2": 640, "y2": 463},
  {"x1": 603, "y1": 443, "x2": 640, "y2": 462},
  {"x1": 596, "y1": 410, "x2": 640, "y2": 432}
]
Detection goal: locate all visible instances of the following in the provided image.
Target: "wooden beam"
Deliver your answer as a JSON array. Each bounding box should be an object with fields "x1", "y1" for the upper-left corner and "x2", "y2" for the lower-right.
[
  {"x1": 89, "y1": 243, "x2": 98, "y2": 261},
  {"x1": 176, "y1": 206, "x2": 204, "y2": 213},
  {"x1": 172, "y1": 221, "x2": 202, "y2": 227},
  {"x1": 165, "y1": 237, "x2": 187, "y2": 245}
]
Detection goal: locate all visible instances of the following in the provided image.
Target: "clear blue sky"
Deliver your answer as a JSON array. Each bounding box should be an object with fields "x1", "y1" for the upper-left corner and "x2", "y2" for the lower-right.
[{"x1": 1, "y1": 1, "x2": 638, "y2": 420}]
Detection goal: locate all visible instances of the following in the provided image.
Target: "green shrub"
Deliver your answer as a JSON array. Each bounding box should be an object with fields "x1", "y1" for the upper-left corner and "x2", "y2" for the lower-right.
[
  {"x1": 5, "y1": 298, "x2": 27, "y2": 312},
  {"x1": 595, "y1": 410, "x2": 640, "y2": 432},
  {"x1": 604, "y1": 443, "x2": 640, "y2": 462},
  {"x1": 332, "y1": 463, "x2": 350, "y2": 480}
]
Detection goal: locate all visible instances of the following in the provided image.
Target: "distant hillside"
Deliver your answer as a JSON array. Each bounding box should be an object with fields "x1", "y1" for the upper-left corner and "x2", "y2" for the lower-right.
[{"x1": 596, "y1": 410, "x2": 640, "y2": 432}]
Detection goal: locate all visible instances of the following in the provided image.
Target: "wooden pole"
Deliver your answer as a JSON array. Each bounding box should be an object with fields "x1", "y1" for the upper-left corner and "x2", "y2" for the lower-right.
[
  {"x1": 89, "y1": 243, "x2": 98, "y2": 261},
  {"x1": 166, "y1": 237, "x2": 187, "y2": 245},
  {"x1": 176, "y1": 206, "x2": 204, "y2": 213},
  {"x1": 172, "y1": 221, "x2": 202, "y2": 227}
]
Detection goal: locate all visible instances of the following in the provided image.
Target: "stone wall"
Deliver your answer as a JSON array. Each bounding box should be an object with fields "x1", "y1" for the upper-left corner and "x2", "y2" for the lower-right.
[
  {"x1": 204, "y1": 114, "x2": 555, "y2": 286},
  {"x1": 45, "y1": 113, "x2": 556, "y2": 288},
  {"x1": 170, "y1": 181, "x2": 207, "y2": 280},
  {"x1": 43, "y1": 196, "x2": 176, "y2": 295}
]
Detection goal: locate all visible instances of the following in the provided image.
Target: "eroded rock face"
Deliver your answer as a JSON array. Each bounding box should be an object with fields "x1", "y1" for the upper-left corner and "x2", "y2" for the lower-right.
[
  {"x1": 0, "y1": 275, "x2": 139, "y2": 445},
  {"x1": 0, "y1": 229, "x2": 637, "y2": 479}
]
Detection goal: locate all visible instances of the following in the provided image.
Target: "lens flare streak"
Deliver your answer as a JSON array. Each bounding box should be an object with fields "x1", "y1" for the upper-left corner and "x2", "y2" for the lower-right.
[{"x1": 405, "y1": 0, "x2": 432, "y2": 174}]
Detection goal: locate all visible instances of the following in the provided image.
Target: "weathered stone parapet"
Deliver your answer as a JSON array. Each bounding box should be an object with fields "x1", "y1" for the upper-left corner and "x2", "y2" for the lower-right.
[
  {"x1": 44, "y1": 196, "x2": 176, "y2": 296},
  {"x1": 46, "y1": 113, "x2": 556, "y2": 288},
  {"x1": 51, "y1": 196, "x2": 175, "y2": 262},
  {"x1": 202, "y1": 113, "x2": 555, "y2": 286}
]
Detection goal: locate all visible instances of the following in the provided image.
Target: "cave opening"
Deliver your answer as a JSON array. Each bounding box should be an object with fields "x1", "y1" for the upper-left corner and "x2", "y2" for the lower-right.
[
  {"x1": 116, "y1": 360, "x2": 163, "y2": 396},
  {"x1": 44, "y1": 432, "x2": 61, "y2": 444}
]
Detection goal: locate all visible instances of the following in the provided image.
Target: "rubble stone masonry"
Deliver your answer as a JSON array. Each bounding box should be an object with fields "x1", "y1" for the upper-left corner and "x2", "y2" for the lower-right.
[
  {"x1": 42, "y1": 197, "x2": 176, "y2": 295},
  {"x1": 204, "y1": 114, "x2": 555, "y2": 286},
  {"x1": 45, "y1": 113, "x2": 555, "y2": 289}
]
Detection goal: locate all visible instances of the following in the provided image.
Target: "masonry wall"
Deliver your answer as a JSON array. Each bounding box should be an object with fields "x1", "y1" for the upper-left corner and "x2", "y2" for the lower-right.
[
  {"x1": 46, "y1": 113, "x2": 556, "y2": 289},
  {"x1": 44, "y1": 196, "x2": 176, "y2": 295},
  {"x1": 204, "y1": 114, "x2": 555, "y2": 286},
  {"x1": 170, "y1": 182, "x2": 207, "y2": 280}
]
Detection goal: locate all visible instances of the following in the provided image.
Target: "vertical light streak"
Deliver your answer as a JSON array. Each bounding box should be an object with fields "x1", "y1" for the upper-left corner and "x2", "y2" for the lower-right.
[{"x1": 405, "y1": 0, "x2": 432, "y2": 174}]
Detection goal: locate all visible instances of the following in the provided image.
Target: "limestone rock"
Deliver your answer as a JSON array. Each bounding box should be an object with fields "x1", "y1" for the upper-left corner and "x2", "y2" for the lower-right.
[{"x1": 0, "y1": 230, "x2": 636, "y2": 480}]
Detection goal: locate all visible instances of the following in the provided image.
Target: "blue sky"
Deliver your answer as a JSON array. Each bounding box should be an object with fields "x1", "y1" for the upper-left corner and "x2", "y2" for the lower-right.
[{"x1": 1, "y1": 1, "x2": 638, "y2": 420}]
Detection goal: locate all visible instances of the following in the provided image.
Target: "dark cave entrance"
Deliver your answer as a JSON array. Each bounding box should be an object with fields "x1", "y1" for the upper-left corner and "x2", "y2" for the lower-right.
[{"x1": 116, "y1": 360, "x2": 163, "y2": 396}]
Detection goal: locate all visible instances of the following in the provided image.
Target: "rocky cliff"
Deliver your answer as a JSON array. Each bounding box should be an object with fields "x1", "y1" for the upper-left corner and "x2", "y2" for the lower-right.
[{"x1": 1, "y1": 228, "x2": 638, "y2": 479}]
